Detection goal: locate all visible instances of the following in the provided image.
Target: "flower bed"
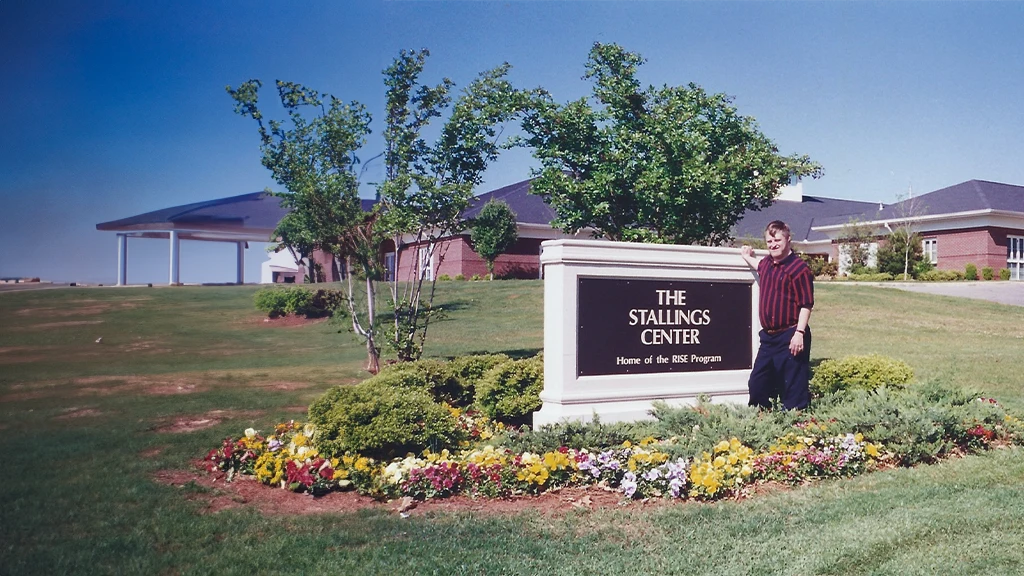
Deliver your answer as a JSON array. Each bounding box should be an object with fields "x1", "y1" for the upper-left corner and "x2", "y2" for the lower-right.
[{"x1": 205, "y1": 419, "x2": 889, "y2": 504}]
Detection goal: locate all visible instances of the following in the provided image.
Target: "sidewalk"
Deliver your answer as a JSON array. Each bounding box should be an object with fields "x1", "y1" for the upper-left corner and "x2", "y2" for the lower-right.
[{"x1": 832, "y1": 281, "x2": 1024, "y2": 307}]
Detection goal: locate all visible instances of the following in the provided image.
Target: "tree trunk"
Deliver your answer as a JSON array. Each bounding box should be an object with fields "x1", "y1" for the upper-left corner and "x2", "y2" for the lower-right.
[{"x1": 363, "y1": 276, "x2": 379, "y2": 373}]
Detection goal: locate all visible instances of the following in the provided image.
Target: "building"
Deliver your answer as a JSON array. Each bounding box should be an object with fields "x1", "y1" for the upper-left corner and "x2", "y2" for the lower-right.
[
  {"x1": 97, "y1": 179, "x2": 1024, "y2": 285},
  {"x1": 810, "y1": 180, "x2": 1024, "y2": 279},
  {"x1": 382, "y1": 178, "x2": 584, "y2": 282}
]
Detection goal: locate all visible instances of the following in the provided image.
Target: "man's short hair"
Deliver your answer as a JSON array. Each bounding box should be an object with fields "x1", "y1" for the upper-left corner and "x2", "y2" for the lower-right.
[{"x1": 765, "y1": 220, "x2": 791, "y2": 239}]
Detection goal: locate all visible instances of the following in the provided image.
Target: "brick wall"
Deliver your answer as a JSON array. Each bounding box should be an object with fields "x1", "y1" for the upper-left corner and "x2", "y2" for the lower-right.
[
  {"x1": 393, "y1": 235, "x2": 544, "y2": 280},
  {"x1": 930, "y1": 227, "x2": 1008, "y2": 273}
]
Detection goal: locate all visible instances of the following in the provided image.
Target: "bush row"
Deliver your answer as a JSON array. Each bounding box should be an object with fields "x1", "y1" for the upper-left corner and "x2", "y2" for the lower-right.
[{"x1": 827, "y1": 265, "x2": 1012, "y2": 282}]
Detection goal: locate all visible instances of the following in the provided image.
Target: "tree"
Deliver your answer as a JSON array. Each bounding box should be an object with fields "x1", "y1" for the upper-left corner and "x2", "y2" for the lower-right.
[
  {"x1": 883, "y1": 186, "x2": 929, "y2": 280},
  {"x1": 227, "y1": 79, "x2": 383, "y2": 373},
  {"x1": 229, "y1": 52, "x2": 528, "y2": 371},
  {"x1": 519, "y1": 42, "x2": 822, "y2": 245},
  {"x1": 376, "y1": 49, "x2": 529, "y2": 361},
  {"x1": 470, "y1": 200, "x2": 519, "y2": 280},
  {"x1": 838, "y1": 220, "x2": 876, "y2": 275},
  {"x1": 877, "y1": 229, "x2": 925, "y2": 278}
]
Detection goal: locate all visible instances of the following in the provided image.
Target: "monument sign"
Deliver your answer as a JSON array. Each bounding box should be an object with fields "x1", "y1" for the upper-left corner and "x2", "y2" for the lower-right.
[{"x1": 534, "y1": 239, "x2": 760, "y2": 427}]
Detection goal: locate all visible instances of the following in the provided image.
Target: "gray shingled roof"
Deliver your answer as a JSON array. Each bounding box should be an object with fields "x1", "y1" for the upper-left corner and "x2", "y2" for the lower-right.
[
  {"x1": 96, "y1": 192, "x2": 289, "y2": 234},
  {"x1": 97, "y1": 179, "x2": 1024, "y2": 244},
  {"x1": 875, "y1": 179, "x2": 1024, "y2": 220},
  {"x1": 463, "y1": 178, "x2": 557, "y2": 225},
  {"x1": 732, "y1": 196, "x2": 881, "y2": 242}
]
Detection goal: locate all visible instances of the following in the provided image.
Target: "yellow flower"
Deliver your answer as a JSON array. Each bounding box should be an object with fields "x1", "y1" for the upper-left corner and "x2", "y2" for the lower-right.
[
  {"x1": 865, "y1": 444, "x2": 880, "y2": 457},
  {"x1": 714, "y1": 440, "x2": 731, "y2": 453}
]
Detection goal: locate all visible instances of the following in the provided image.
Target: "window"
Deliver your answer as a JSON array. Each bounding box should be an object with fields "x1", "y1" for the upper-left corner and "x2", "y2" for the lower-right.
[
  {"x1": 922, "y1": 238, "x2": 938, "y2": 264},
  {"x1": 384, "y1": 252, "x2": 396, "y2": 282},
  {"x1": 417, "y1": 247, "x2": 433, "y2": 281},
  {"x1": 1009, "y1": 236, "x2": 1024, "y2": 281}
]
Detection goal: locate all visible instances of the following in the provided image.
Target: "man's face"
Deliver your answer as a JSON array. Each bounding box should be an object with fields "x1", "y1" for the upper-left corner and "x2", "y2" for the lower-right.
[{"x1": 764, "y1": 229, "x2": 791, "y2": 261}]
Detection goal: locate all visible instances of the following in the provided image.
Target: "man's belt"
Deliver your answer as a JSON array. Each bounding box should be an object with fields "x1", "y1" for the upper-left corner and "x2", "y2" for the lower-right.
[{"x1": 764, "y1": 325, "x2": 797, "y2": 335}]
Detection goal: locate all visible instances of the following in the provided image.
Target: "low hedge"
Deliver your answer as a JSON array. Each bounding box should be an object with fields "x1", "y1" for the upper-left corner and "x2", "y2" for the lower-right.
[
  {"x1": 917, "y1": 269, "x2": 965, "y2": 281},
  {"x1": 810, "y1": 354, "x2": 914, "y2": 396},
  {"x1": 254, "y1": 286, "x2": 346, "y2": 317},
  {"x1": 308, "y1": 381, "x2": 462, "y2": 460},
  {"x1": 474, "y1": 354, "x2": 544, "y2": 425}
]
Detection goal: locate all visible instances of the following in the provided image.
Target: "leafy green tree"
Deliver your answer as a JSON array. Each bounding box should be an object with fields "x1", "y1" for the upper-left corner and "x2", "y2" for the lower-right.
[
  {"x1": 884, "y1": 187, "x2": 929, "y2": 280},
  {"x1": 877, "y1": 229, "x2": 925, "y2": 279},
  {"x1": 470, "y1": 200, "x2": 519, "y2": 280},
  {"x1": 230, "y1": 50, "x2": 530, "y2": 370},
  {"x1": 519, "y1": 42, "x2": 822, "y2": 245},
  {"x1": 838, "y1": 220, "x2": 877, "y2": 275},
  {"x1": 376, "y1": 49, "x2": 530, "y2": 361},
  {"x1": 227, "y1": 79, "x2": 383, "y2": 372}
]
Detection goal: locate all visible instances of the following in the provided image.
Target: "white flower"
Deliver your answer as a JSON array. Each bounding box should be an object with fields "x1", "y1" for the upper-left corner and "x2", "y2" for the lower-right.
[{"x1": 244, "y1": 428, "x2": 257, "y2": 439}]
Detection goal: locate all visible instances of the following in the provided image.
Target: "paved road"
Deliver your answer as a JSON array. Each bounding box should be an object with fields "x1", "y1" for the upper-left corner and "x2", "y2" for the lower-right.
[
  {"x1": 840, "y1": 281, "x2": 1024, "y2": 307},
  {"x1": 0, "y1": 282, "x2": 73, "y2": 293}
]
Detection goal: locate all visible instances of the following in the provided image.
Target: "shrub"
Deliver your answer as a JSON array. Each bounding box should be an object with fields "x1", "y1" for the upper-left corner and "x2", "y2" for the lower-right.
[
  {"x1": 254, "y1": 286, "x2": 345, "y2": 318},
  {"x1": 799, "y1": 254, "x2": 838, "y2": 279},
  {"x1": 1000, "y1": 268, "x2": 1011, "y2": 281},
  {"x1": 254, "y1": 287, "x2": 291, "y2": 316},
  {"x1": 308, "y1": 288, "x2": 346, "y2": 317},
  {"x1": 914, "y1": 259, "x2": 934, "y2": 277},
  {"x1": 918, "y1": 269, "x2": 964, "y2": 282},
  {"x1": 437, "y1": 274, "x2": 452, "y2": 281},
  {"x1": 447, "y1": 354, "x2": 512, "y2": 407},
  {"x1": 454, "y1": 274, "x2": 466, "y2": 281},
  {"x1": 845, "y1": 272, "x2": 894, "y2": 282},
  {"x1": 820, "y1": 381, "x2": 1019, "y2": 465},
  {"x1": 651, "y1": 398, "x2": 799, "y2": 456},
  {"x1": 359, "y1": 354, "x2": 516, "y2": 408},
  {"x1": 965, "y1": 263, "x2": 978, "y2": 280},
  {"x1": 982, "y1": 267, "x2": 994, "y2": 281},
  {"x1": 475, "y1": 354, "x2": 544, "y2": 425},
  {"x1": 810, "y1": 354, "x2": 914, "y2": 396},
  {"x1": 308, "y1": 381, "x2": 461, "y2": 460},
  {"x1": 362, "y1": 359, "x2": 453, "y2": 402},
  {"x1": 470, "y1": 274, "x2": 483, "y2": 281},
  {"x1": 499, "y1": 416, "x2": 663, "y2": 455}
]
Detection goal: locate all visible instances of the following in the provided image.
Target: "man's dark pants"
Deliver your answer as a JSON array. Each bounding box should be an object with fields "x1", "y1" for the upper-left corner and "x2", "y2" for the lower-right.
[{"x1": 748, "y1": 326, "x2": 811, "y2": 410}]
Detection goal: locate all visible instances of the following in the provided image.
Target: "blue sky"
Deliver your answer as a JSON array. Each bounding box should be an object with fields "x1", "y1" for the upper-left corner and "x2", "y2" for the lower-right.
[{"x1": 2, "y1": 1, "x2": 1023, "y2": 284}]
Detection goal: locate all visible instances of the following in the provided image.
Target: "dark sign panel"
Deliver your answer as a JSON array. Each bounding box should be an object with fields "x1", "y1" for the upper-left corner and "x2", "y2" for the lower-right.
[{"x1": 577, "y1": 278, "x2": 752, "y2": 377}]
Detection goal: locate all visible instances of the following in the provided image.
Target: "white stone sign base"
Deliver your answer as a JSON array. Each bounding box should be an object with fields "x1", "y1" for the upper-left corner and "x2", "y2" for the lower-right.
[{"x1": 534, "y1": 239, "x2": 760, "y2": 428}]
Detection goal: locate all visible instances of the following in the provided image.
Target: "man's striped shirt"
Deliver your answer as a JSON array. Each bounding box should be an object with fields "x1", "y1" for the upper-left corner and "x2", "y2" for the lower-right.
[{"x1": 756, "y1": 251, "x2": 814, "y2": 332}]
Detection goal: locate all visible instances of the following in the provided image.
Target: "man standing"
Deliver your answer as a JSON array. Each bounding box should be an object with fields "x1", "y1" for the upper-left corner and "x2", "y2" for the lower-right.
[{"x1": 740, "y1": 220, "x2": 814, "y2": 410}]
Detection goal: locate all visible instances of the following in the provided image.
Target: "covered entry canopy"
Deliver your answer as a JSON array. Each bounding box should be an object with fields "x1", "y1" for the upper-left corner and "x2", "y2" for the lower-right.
[{"x1": 96, "y1": 192, "x2": 288, "y2": 285}]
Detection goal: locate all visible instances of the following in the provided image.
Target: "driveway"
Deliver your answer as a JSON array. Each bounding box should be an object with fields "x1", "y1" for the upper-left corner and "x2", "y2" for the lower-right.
[{"x1": 845, "y1": 281, "x2": 1024, "y2": 307}]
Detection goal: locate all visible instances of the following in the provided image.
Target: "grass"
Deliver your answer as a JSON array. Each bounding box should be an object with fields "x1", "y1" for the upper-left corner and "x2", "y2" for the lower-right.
[{"x1": 1, "y1": 281, "x2": 1024, "y2": 575}]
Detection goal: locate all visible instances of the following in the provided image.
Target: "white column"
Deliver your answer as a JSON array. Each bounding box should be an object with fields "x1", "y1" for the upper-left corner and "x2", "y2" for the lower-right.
[
  {"x1": 116, "y1": 234, "x2": 128, "y2": 286},
  {"x1": 169, "y1": 231, "x2": 180, "y2": 285},
  {"x1": 236, "y1": 242, "x2": 245, "y2": 284}
]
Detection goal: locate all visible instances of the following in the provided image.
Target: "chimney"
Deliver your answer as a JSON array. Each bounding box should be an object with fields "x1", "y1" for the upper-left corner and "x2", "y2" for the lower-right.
[{"x1": 777, "y1": 181, "x2": 803, "y2": 203}]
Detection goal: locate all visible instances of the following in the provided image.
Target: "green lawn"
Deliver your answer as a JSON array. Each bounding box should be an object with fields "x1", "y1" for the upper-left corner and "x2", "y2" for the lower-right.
[{"x1": 1, "y1": 281, "x2": 1023, "y2": 575}]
